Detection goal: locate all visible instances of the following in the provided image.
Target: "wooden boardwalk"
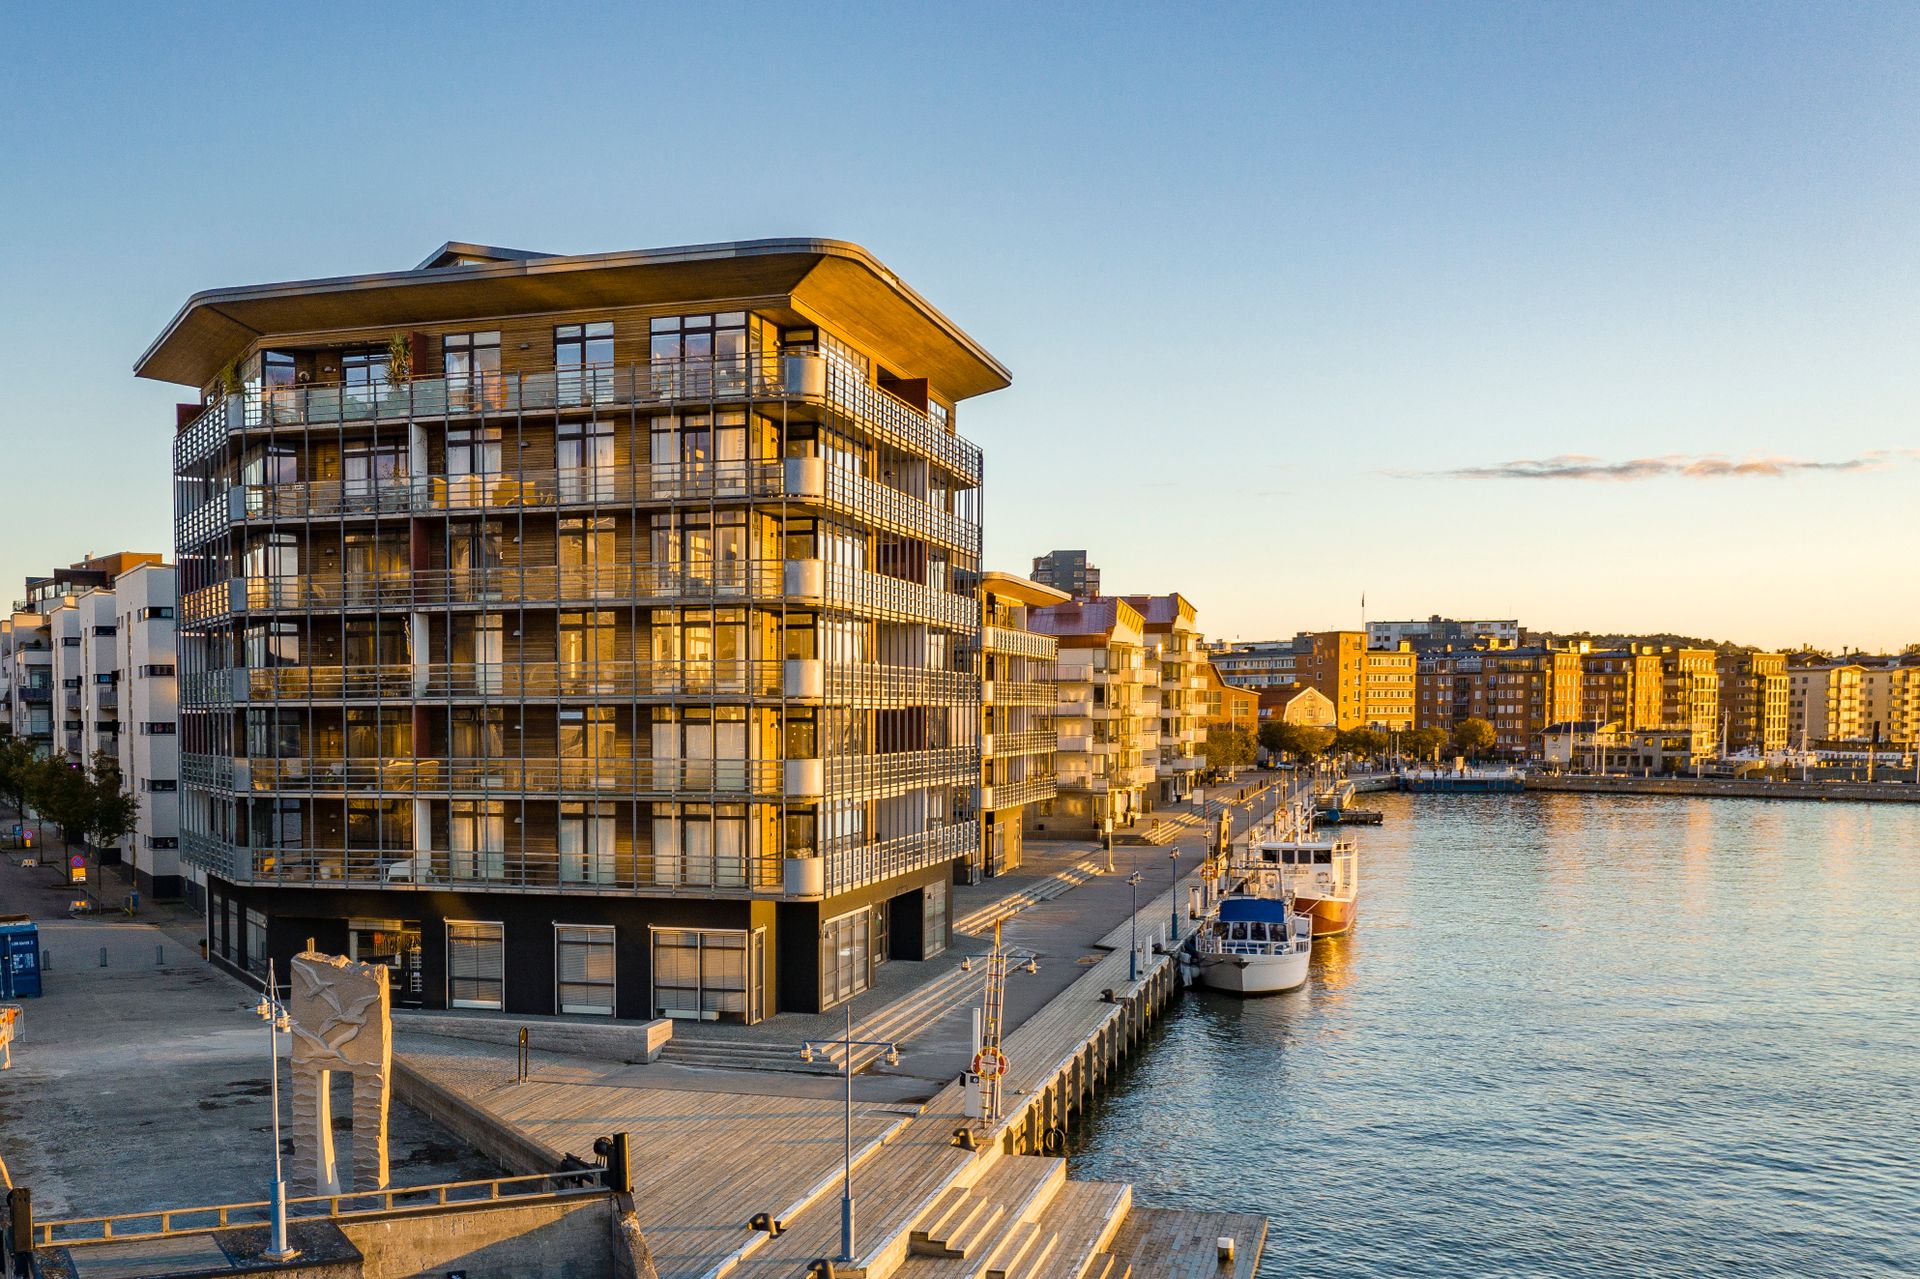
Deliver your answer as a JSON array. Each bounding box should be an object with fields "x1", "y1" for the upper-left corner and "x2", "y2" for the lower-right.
[{"x1": 396, "y1": 866, "x2": 1262, "y2": 1279}]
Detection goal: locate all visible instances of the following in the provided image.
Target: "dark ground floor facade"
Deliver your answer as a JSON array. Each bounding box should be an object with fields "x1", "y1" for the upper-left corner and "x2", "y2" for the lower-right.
[{"x1": 204, "y1": 861, "x2": 954, "y2": 1023}]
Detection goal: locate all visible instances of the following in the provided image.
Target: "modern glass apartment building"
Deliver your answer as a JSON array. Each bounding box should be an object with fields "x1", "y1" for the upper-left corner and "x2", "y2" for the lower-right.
[{"x1": 139, "y1": 239, "x2": 1003, "y2": 1020}]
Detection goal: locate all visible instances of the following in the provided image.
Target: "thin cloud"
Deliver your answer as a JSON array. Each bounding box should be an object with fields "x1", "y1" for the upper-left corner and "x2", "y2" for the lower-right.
[{"x1": 1401, "y1": 449, "x2": 1914, "y2": 482}]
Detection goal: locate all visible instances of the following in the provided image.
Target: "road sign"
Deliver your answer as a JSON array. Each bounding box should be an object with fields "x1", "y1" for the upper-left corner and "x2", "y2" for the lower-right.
[{"x1": 971, "y1": 1045, "x2": 1009, "y2": 1081}]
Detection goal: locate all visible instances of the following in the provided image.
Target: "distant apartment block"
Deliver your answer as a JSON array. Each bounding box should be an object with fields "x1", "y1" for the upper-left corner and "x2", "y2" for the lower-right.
[
  {"x1": 1027, "y1": 597, "x2": 1155, "y2": 838},
  {"x1": 0, "y1": 615, "x2": 54, "y2": 749},
  {"x1": 1479, "y1": 648, "x2": 1583, "y2": 757},
  {"x1": 2, "y1": 554, "x2": 180, "y2": 896},
  {"x1": 1580, "y1": 646, "x2": 1665, "y2": 732},
  {"x1": 1210, "y1": 639, "x2": 1297, "y2": 689},
  {"x1": 1716, "y1": 651, "x2": 1788, "y2": 756},
  {"x1": 1296, "y1": 631, "x2": 1413, "y2": 730},
  {"x1": 1367, "y1": 616, "x2": 1519, "y2": 652},
  {"x1": 1790, "y1": 657, "x2": 1920, "y2": 748},
  {"x1": 1660, "y1": 648, "x2": 1722, "y2": 754},
  {"x1": 978, "y1": 572, "x2": 1065, "y2": 877},
  {"x1": 1198, "y1": 661, "x2": 1258, "y2": 734},
  {"x1": 1122, "y1": 594, "x2": 1206, "y2": 802},
  {"x1": 1030, "y1": 549, "x2": 1101, "y2": 600}
]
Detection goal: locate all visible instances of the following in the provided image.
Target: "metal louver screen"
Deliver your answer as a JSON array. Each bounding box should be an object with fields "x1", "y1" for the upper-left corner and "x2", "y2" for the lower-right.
[
  {"x1": 446, "y1": 920, "x2": 505, "y2": 1010},
  {"x1": 556, "y1": 924, "x2": 616, "y2": 1016}
]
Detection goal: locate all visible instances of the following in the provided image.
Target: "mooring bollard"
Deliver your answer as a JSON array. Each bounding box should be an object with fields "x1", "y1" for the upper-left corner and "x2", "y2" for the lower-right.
[
  {"x1": 40, "y1": 950, "x2": 50, "y2": 972},
  {"x1": 98, "y1": 946, "x2": 108, "y2": 968},
  {"x1": 155, "y1": 944, "x2": 165, "y2": 967}
]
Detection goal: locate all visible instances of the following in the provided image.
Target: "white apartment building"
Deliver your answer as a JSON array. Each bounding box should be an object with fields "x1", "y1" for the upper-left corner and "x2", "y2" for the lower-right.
[
  {"x1": 27, "y1": 559, "x2": 182, "y2": 901},
  {"x1": 115, "y1": 564, "x2": 185, "y2": 902},
  {"x1": 1, "y1": 613, "x2": 55, "y2": 750},
  {"x1": 1787, "y1": 662, "x2": 1867, "y2": 746},
  {"x1": 1027, "y1": 598, "x2": 1157, "y2": 838},
  {"x1": 1124, "y1": 594, "x2": 1206, "y2": 803},
  {"x1": 1210, "y1": 640, "x2": 1297, "y2": 689}
]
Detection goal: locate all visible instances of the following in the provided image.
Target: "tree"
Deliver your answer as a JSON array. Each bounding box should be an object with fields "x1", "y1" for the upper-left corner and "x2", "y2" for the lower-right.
[
  {"x1": 1402, "y1": 727, "x2": 1449, "y2": 761},
  {"x1": 1202, "y1": 725, "x2": 1256, "y2": 774},
  {"x1": 81, "y1": 752, "x2": 140, "y2": 867},
  {"x1": 0, "y1": 737, "x2": 39, "y2": 826},
  {"x1": 29, "y1": 756, "x2": 91, "y2": 882},
  {"x1": 1451, "y1": 717, "x2": 1496, "y2": 760},
  {"x1": 1260, "y1": 721, "x2": 1334, "y2": 761},
  {"x1": 1335, "y1": 727, "x2": 1388, "y2": 759}
]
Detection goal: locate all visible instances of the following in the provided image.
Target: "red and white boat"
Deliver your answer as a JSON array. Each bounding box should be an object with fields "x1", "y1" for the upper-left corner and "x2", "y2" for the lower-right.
[{"x1": 1254, "y1": 837, "x2": 1358, "y2": 937}]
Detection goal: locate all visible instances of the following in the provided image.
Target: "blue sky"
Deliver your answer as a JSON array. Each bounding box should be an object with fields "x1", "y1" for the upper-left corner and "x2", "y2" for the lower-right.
[{"x1": 2, "y1": 2, "x2": 1914, "y2": 650}]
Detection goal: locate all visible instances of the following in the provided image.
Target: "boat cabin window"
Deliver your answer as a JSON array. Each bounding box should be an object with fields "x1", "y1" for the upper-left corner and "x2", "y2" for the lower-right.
[{"x1": 1314, "y1": 849, "x2": 1332, "y2": 864}]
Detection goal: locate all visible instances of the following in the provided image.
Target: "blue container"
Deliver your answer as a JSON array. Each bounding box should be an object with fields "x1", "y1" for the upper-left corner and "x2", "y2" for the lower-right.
[{"x1": 0, "y1": 920, "x2": 41, "y2": 998}]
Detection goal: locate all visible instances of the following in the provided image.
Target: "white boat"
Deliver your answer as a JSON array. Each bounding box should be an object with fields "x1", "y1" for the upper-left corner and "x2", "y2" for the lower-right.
[
  {"x1": 1252, "y1": 837, "x2": 1359, "y2": 937},
  {"x1": 1185, "y1": 881, "x2": 1313, "y2": 995}
]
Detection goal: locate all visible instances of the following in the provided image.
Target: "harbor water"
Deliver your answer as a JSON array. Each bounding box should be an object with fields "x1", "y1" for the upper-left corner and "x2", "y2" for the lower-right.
[{"x1": 1069, "y1": 790, "x2": 1919, "y2": 1276}]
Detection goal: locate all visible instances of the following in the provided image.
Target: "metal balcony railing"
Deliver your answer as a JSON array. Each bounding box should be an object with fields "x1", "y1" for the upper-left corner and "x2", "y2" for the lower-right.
[
  {"x1": 183, "y1": 354, "x2": 982, "y2": 486},
  {"x1": 980, "y1": 625, "x2": 1056, "y2": 660},
  {"x1": 824, "y1": 822, "x2": 975, "y2": 896},
  {"x1": 234, "y1": 755, "x2": 790, "y2": 798}
]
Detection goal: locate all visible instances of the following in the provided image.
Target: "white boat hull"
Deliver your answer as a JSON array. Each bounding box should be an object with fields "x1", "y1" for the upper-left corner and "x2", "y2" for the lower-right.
[{"x1": 1194, "y1": 948, "x2": 1310, "y2": 995}]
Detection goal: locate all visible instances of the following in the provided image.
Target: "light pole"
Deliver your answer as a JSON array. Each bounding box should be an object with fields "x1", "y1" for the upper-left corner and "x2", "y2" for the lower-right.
[
  {"x1": 1127, "y1": 871, "x2": 1143, "y2": 982},
  {"x1": 1169, "y1": 844, "x2": 1180, "y2": 942},
  {"x1": 800, "y1": 1004, "x2": 899, "y2": 1264},
  {"x1": 254, "y1": 960, "x2": 297, "y2": 1262}
]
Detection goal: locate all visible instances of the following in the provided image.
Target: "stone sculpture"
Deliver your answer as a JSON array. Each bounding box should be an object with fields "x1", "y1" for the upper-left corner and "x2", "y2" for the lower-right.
[{"x1": 288, "y1": 951, "x2": 391, "y2": 1195}]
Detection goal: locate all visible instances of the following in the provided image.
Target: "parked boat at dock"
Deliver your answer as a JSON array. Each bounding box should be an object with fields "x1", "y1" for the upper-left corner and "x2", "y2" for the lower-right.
[
  {"x1": 1253, "y1": 837, "x2": 1359, "y2": 936},
  {"x1": 1185, "y1": 883, "x2": 1313, "y2": 995}
]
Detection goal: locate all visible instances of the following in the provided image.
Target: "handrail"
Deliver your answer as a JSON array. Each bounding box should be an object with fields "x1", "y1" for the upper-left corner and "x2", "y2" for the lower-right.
[
  {"x1": 193, "y1": 354, "x2": 982, "y2": 485},
  {"x1": 35, "y1": 1168, "x2": 607, "y2": 1246}
]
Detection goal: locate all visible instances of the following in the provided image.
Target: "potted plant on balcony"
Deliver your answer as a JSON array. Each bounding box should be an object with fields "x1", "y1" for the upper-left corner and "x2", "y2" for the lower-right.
[{"x1": 384, "y1": 332, "x2": 413, "y2": 414}]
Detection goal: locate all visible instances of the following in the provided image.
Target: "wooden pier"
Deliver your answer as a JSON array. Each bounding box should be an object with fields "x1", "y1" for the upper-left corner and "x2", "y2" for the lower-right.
[{"x1": 396, "y1": 867, "x2": 1263, "y2": 1279}]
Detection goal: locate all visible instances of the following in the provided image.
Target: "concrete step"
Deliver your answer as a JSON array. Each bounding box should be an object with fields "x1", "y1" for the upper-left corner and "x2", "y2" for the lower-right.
[
  {"x1": 1080, "y1": 1254, "x2": 1129, "y2": 1279},
  {"x1": 954, "y1": 862, "x2": 1104, "y2": 936}
]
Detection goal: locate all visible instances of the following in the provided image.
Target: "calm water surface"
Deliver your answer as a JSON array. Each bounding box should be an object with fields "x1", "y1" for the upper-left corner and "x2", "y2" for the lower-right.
[{"x1": 1069, "y1": 792, "x2": 1919, "y2": 1277}]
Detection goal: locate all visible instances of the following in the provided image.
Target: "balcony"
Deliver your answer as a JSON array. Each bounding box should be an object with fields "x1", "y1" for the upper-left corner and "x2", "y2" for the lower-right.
[
  {"x1": 212, "y1": 559, "x2": 977, "y2": 633},
  {"x1": 229, "y1": 755, "x2": 791, "y2": 799},
  {"x1": 981, "y1": 773, "x2": 1056, "y2": 813},
  {"x1": 223, "y1": 457, "x2": 977, "y2": 558},
  {"x1": 18, "y1": 687, "x2": 50, "y2": 704},
  {"x1": 980, "y1": 625, "x2": 1055, "y2": 661},
  {"x1": 183, "y1": 830, "x2": 782, "y2": 896},
  {"x1": 985, "y1": 678, "x2": 1054, "y2": 707},
  {"x1": 189, "y1": 354, "x2": 982, "y2": 487},
  {"x1": 985, "y1": 729, "x2": 1056, "y2": 759},
  {"x1": 185, "y1": 658, "x2": 972, "y2": 709}
]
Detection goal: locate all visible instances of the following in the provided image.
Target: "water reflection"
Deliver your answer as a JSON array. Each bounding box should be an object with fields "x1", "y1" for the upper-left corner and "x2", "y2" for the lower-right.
[{"x1": 1069, "y1": 793, "x2": 1920, "y2": 1278}]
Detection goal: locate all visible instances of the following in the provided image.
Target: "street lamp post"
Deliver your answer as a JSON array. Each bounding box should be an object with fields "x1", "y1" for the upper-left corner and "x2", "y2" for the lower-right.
[
  {"x1": 800, "y1": 1004, "x2": 899, "y2": 1264},
  {"x1": 1127, "y1": 871, "x2": 1143, "y2": 982},
  {"x1": 254, "y1": 959, "x2": 297, "y2": 1262},
  {"x1": 1169, "y1": 844, "x2": 1180, "y2": 942}
]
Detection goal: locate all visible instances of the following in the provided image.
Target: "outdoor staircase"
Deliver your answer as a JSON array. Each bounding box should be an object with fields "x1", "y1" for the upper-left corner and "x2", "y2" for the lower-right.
[
  {"x1": 899, "y1": 1154, "x2": 1133, "y2": 1279},
  {"x1": 953, "y1": 860, "x2": 1106, "y2": 937}
]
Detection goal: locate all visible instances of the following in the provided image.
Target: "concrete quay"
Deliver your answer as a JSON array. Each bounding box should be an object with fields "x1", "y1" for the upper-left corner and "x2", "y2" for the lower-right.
[{"x1": 1525, "y1": 772, "x2": 1920, "y2": 803}]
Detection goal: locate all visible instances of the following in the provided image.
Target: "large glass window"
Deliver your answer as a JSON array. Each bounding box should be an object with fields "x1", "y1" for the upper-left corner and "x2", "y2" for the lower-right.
[
  {"x1": 342, "y1": 348, "x2": 390, "y2": 416},
  {"x1": 650, "y1": 313, "x2": 748, "y2": 397},
  {"x1": 557, "y1": 420, "x2": 615, "y2": 502},
  {"x1": 819, "y1": 908, "x2": 872, "y2": 1008},
  {"x1": 560, "y1": 801, "x2": 616, "y2": 883},
  {"x1": 445, "y1": 426, "x2": 502, "y2": 506},
  {"x1": 349, "y1": 918, "x2": 423, "y2": 999},
  {"x1": 556, "y1": 322, "x2": 614, "y2": 404},
  {"x1": 555, "y1": 924, "x2": 616, "y2": 1016},
  {"x1": 558, "y1": 612, "x2": 615, "y2": 692},
  {"x1": 450, "y1": 799, "x2": 506, "y2": 880},
  {"x1": 558, "y1": 517, "x2": 615, "y2": 598},
  {"x1": 444, "y1": 331, "x2": 502, "y2": 410},
  {"x1": 650, "y1": 927, "x2": 765, "y2": 1023},
  {"x1": 446, "y1": 920, "x2": 505, "y2": 1010}
]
